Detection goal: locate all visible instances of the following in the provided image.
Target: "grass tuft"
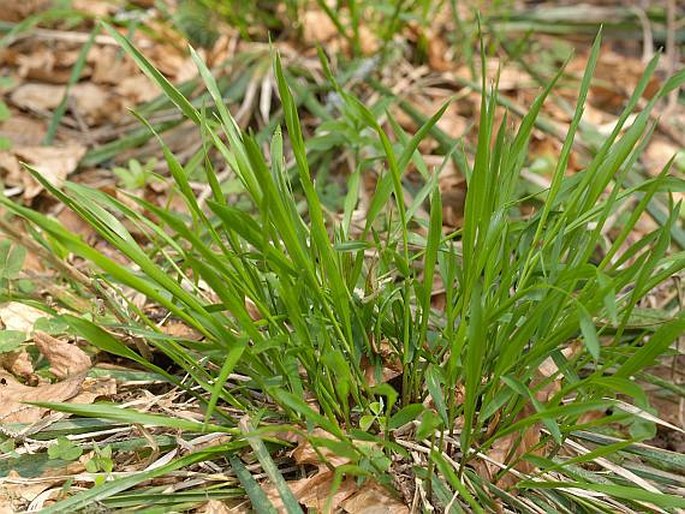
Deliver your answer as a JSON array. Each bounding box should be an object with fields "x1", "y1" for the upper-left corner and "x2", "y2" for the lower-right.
[{"x1": 1, "y1": 20, "x2": 684, "y2": 513}]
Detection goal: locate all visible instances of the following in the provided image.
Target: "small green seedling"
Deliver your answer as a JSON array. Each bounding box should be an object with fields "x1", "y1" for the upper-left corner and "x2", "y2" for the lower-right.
[
  {"x1": 112, "y1": 158, "x2": 159, "y2": 190},
  {"x1": 48, "y1": 437, "x2": 83, "y2": 462}
]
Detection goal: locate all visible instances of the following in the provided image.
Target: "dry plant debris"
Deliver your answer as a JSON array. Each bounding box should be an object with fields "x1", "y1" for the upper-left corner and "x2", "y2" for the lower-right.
[{"x1": 0, "y1": 0, "x2": 683, "y2": 512}]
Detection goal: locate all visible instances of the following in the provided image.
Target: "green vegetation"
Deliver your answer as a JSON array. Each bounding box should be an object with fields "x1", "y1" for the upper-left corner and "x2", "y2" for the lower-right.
[{"x1": 1, "y1": 2, "x2": 684, "y2": 512}]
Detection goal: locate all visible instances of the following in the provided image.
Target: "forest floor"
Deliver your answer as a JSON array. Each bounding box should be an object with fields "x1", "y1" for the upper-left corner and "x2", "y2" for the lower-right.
[{"x1": 0, "y1": 0, "x2": 684, "y2": 512}]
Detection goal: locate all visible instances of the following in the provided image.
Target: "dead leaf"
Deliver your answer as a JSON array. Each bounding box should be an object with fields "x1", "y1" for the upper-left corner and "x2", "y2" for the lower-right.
[
  {"x1": 0, "y1": 371, "x2": 85, "y2": 424},
  {"x1": 0, "y1": 0, "x2": 50, "y2": 22},
  {"x1": 116, "y1": 74, "x2": 162, "y2": 104},
  {"x1": 195, "y1": 499, "x2": 234, "y2": 514},
  {"x1": 440, "y1": 177, "x2": 467, "y2": 228},
  {"x1": 90, "y1": 46, "x2": 136, "y2": 85},
  {"x1": 0, "y1": 115, "x2": 47, "y2": 146},
  {"x1": 0, "y1": 350, "x2": 34, "y2": 379},
  {"x1": 71, "y1": 0, "x2": 117, "y2": 17},
  {"x1": 70, "y1": 82, "x2": 122, "y2": 125},
  {"x1": 10, "y1": 83, "x2": 65, "y2": 112},
  {"x1": 0, "y1": 302, "x2": 45, "y2": 334},
  {"x1": 10, "y1": 144, "x2": 86, "y2": 200},
  {"x1": 33, "y1": 331, "x2": 91, "y2": 379},
  {"x1": 289, "y1": 428, "x2": 354, "y2": 470},
  {"x1": 301, "y1": 10, "x2": 338, "y2": 44},
  {"x1": 264, "y1": 470, "x2": 357, "y2": 513},
  {"x1": 341, "y1": 481, "x2": 409, "y2": 514}
]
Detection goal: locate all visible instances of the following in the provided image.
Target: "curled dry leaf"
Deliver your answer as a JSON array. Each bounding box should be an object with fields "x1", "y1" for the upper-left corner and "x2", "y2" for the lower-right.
[
  {"x1": 10, "y1": 144, "x2": 86, "y2": 200},
  {"x1": 0, "y1": 371, "x2": 85, "y2": 424},
  {"x1": 33, "y1": 331, "x2": 91, "y2": 379},
  {"x1": 0, "y1": 350, "x2": 34, "y2": 379}
]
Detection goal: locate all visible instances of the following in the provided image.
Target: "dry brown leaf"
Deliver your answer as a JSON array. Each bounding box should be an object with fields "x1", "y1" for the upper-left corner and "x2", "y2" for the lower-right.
[
  {"x1": 0, "y1": 302, "x2": 45, "y2": 334},
  {"x1": 33, "y1": 331, "x2": 91, "y2": 379},
  {"x1": 439, "y1": 177, "x2": 467, "y2": 228},
  {"x1": 0, "y1": 350, "x2": 34, "y2": 379},
  {"x1": 10, "y1": 83, "x2": 65, "y2": 112},
  {"x1": 0, "y1": 0, "x2": 50, "y2": 22},
  {"x1": 16, "y1": 47, "x2": 73, "y2": 84},
  {"x1": 643, "y1": 137, "x2": 680, "y2": 176},
  {"x1": 301, "y1": 10, "x2": 339, "y2": 44},
  {"x1": 70, "y1": 376, "x2": 116, "y2": 404},
  {"x1": 11, "y1": 144, "x2": 86, "y2": 200},
  {"x1": 116, "y1": 74, "x2": 162, "y2": 104},
  {"x1": 195, "y1": 499, "x2": 234, "y2": 514},
  {"x1": 0, "y1": 479, "x2": 59, "y2": 506},
  {"x1": 265, "y1": 470, "x2": 357, "y2": 513},
  {"x1": 90, "y1": 46, "x2": 136, "y2": 85},
  {"x1": 71, "y1": 0, "x2": 117, "y2": 17},
  {"x1": 341, "y1": 481, "x2": 409, "y2": 514},
  {"x1": 0, "y1": 371, "x2": 85, "y2": 424},
  {"x1": 290, "y1": 428, "x2": 352, "y2": 470},
  {"x1": 70, "y1": 82, "x2": 123, "y2": 125},
  {"x1": 0, "y1": 115, "x2": 47, "y2": 147}
]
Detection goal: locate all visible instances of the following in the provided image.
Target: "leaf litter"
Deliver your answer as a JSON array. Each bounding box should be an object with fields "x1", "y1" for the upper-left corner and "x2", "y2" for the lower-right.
[{"x1": 0, "y1": 0, "x2": 683, "y2": 512}]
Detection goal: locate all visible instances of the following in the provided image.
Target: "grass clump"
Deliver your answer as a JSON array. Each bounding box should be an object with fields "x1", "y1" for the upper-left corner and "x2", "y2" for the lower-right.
[{"x1": 1, "y1": 23, "x2": 684, "y2": 513}]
